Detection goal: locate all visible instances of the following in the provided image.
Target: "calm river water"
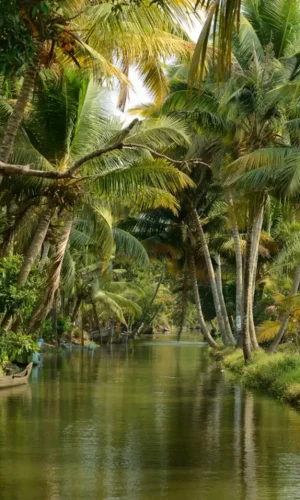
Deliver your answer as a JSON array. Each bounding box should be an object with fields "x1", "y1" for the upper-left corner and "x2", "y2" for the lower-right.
[{"x1": 1, "y1": 340, "x2": 300, "y2": 500}]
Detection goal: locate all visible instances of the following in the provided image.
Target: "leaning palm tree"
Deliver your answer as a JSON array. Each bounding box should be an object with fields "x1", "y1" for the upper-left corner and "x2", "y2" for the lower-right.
[
  {"x1": 0, "y1": 0, "x2": 195, "y2": 170},
  {"x1": 161, "y1": 22, "x2": 300, "y2": 359},
  {"x1": 0, "y1": 69, "x2": 193, "y2": 330}
]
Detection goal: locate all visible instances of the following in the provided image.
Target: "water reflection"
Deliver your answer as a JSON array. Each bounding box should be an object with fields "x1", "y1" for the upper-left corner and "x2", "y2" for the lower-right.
[{"x1": 1, "y1": 343, "x2": 300, "y2": 499}]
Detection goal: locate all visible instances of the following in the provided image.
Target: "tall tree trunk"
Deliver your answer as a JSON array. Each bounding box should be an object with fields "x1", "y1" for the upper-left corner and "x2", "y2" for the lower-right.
[
  {"x1": 1, "y1": 205, "x2": 53, "y2": 331},
  {"x1": 91, "y1": 298, "x2": 101, "y2": 334},
  {"x1": 51, "y1": 296, "x2": 59, "y2": 347},
  {"x1": 190, "y1": 252, "x2": 218, "y2": 348},
  {"x1": 40, "y1": 240, "x2": 51, "y2": 265},
  {"x1": 141, "y1": 306, "x2": 163, "y2": 335},
  {"x1": 215, "y1": 253, "x2": 235, "y2": 343},
  {"x1": 268, "y1": 265, "x2": 300, "y2": 353},
  {"x1": 247, "y1": 206, "x2": 264, "y2": 351},
  {"x1": 192, "y1": 209, "x2": 234, "y2": 346},
  {"x1": 29, "y1": 217, "x2": 73, "y2": 330},
  {"x1": 72, "y1": 296, "x2": 82, "y2": 323},
  {"x1": 133, "y1": 268, "x2": 164, "y2": 336},
  {"x1": 242, "y1": 223, "x2": 254, "y2": 362},
  {"x1": 177, "y1": 255, "x2": 189, "y2": 341},
  {"x1": 81, "y1": 302, "x2": 85, "y2": 347},
  {"x1": 1, "y1": 312, "x2": 13, "y2": 331},
  {"x1": 242, "y1": 204, "x2": 264, "y2": 361},
  {"x1": 1, "y1": 202, "x2": 16, "y2": 257},
  {"x1": 17, "y1": 205, "x2": 53, "y2": 286},
  {"x1": 227, "y1": 192, "x2": 243, "y2": 339},
  {"x1": 0, "y1": 204, "x2": 36, "y2": 257},
  {"x1": 0, "y1": 64, "x2": 38, "y2": 164}
]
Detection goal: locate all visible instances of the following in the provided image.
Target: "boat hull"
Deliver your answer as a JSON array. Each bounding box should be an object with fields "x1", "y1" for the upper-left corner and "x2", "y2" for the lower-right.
[{"x1": 0, "y1": 363, "x2": 33, "y2": 390}]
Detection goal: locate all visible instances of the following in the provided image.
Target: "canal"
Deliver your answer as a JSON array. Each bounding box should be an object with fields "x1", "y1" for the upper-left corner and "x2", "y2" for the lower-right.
[{"x1": 1, "y1": 340, "x2": 300, "y2": 499}]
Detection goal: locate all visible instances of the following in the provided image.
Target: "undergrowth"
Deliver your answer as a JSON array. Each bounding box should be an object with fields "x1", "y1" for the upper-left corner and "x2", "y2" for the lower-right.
[{"x1": 212, "y1": 347, "x2": 300, "y2": 407}]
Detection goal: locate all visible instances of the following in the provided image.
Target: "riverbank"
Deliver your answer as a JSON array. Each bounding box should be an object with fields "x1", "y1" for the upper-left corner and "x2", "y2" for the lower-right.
[{"x1": 211, "y1": 347, "x2": 300, "y2": 407}]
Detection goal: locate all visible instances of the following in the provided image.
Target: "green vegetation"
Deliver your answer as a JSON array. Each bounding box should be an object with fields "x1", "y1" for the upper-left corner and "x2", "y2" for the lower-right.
[
  {"x1": 2, "y1": 0, "x2": 300, "y2": 394},
  {"x1": 0, "y1": 331, "x2": 37, "y2": 366},
  {"x1": 215, "y1": 348, "x2": 300, "y2": 407}
]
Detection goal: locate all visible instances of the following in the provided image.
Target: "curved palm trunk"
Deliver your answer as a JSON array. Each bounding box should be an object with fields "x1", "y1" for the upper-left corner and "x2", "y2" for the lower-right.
[
  {"x1": 72, "y1": 296, "x2": 82, "y2": 324},
  {"x1": 1, "y1": 205, "x2": 53, "y2": 331},
  {"x1": 215, "y1": 253, "x2": 235, "y2": 343},
  {"x1": 242, "y1": 204, "x2": 264, "y2": 362},
  {"x1": 242, "y1": 224, "x2": 254, "y2": 362},
  {"x1": 133, "y1": 269, "x2": 164, "y2": 336},
  {"x1": 1, "y1": 312, "x2": 13, "y2": 331},
  {"x1": 268, "y1": 265, "x2": 300, "y2": 353},
  {"x1": 91, "y1": 298, "x2": 101, "y2": 335},
  {"x1": 30, "y1": 217, "x2": 73, "y2": 330},
  {"x1": 0, "y1": 204, "x2": 36, "y2": 257},
  {"x1": 0, "y1": 64, "x2": 38, "y2": 165},
  {"x1": 17, "y1": 205, "x2": 53, "y2": 286},
  {"x1": 227, "y1": 193, "x2": 243, "y2": 339},
  {"x1": 141, "y1": 306, "x2": 163, "y2": 335},
  {"x1": 190, "y1": 252, "x2": 218, "y2": 348},
  {"x1": 192, "y1": 209, "x2": 234, "y2": 346},
  {"x1": 177, "y1": 256, "x2": 189, "y2": 341},
  {"x1": 247, "y1": 207, "x2": 264, "y2": 351},
  {"x1": 40, "y1": 240, "x2": 51, "y2": 265},
  {"x1": 249, "y1": 307, "x2": 258, "y2": 350},
  {"x1": 1, "y1": 203, "x2": 15, "y2": 257}
]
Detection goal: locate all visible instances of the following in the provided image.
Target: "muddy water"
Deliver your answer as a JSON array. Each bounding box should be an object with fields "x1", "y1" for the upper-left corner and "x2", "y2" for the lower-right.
[{"x1": 1, "y1": 340, "x2": 300, "y2": 500}]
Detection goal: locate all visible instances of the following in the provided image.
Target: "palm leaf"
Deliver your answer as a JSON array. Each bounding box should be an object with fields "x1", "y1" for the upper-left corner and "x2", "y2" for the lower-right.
[
  {"x1": 189, "y1": 0, "x2": 242, "y2": 86},
  {"x1": 113, "y1": 228, "x2": 150, "y2": 267}
]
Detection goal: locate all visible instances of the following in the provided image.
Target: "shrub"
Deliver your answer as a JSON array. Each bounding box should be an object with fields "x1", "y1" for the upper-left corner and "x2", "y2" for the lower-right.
[
  {"x1": 40, "y1": 319, "x2": 53, "y2": 342},
  {"x1": 284, "y1": 384, "x2": 300, "y2": 405},
  {"x1": 73, "y1": 328, "x2": 81, "y2": 339},
  {"x1": 222, "y1": 349, "x2": 244, "y2": 375},
  {"x1": 57, "y1": 316, "x2": 72, "y2": 338},
  {"x1": 0, "y1": 255, "x2": 44, "y2": 326},
  {"x1": 220, "y1": 349, "x2": 300, "y2": 405},
  {"x1": 0, "y1": 331, "x2": 38, "y2": 366}
]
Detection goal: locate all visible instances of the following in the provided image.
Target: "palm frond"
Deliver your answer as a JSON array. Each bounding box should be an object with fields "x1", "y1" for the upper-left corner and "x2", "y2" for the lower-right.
[
  {"x1": 113, "y1": 228, "x2": 150, "y2": 267},
  {"x1": 189, "y1": 0, "x2": 242, "y2": 86},
  {"x1": 93, "y1": 290, "x2": 126, "y2": 324},
  {"x1": 125, "y1": 116, "x2": 191, "y2": 149},
  {"x1": 94, "y1": 159, "x2": 194, "y2": 196}
]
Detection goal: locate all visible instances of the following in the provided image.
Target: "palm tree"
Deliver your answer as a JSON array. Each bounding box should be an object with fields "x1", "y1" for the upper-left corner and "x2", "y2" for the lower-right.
[
  {"x1": 0, "y1": 69, "x2": 193, "y2": 330},
  {"x1": 190, "y1": 0, "x2": 300, "y2": 85},
  {"x1": 161, "y1": 15, "x2": 300, "y2": 357},
  {"x1": 190, "y1": 250, "x2": 218, "y2": 347},
  {"x1": 189, "y1": 0, "x2": 242, "y2": 86},
  {"x1": 0, "y1": 0, "x2": 195, "y2": 172}
]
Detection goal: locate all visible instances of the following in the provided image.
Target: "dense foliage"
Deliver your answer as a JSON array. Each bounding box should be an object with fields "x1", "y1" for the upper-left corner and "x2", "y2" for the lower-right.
[{"x1": 2, "y1": 0, "x2": 300, "y2": 367}]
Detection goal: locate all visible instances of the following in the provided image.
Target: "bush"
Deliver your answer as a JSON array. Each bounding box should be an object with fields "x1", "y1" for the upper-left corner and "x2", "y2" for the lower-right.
[
  {"x1": 222, "y1": 348, "x2": 245, "y2": 375},
  {"x1": 57, "y1": 316, "x2": 72, "y2": 338},
  {"x1": 0, "y1": 331, "x2": 38, "y2": 366},
  {"x1": 40, "y1": 319, "x2": 53, "y2": 343},
  {"x1": 220, "y1": 349, "x2": 300, "y2": 406},
  {"x1": 73, "y1": 328, "x2": 81, "y2": 339},
  {"x1": 0, "y1": 255, "x2": 44, "y2": 326},
  {"x1": 243, "y1": 353, "x2": 300, "y2": 394},
  {"x1": 284, "y1": 384, "x2": 300, "y2": 405}
]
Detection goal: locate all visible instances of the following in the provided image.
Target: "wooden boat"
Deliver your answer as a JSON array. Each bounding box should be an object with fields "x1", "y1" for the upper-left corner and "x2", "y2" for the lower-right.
[
  {"x1": 0, "y1": 363, "x2": 33, "y2": 390},
  {"x1": 90, "y1": 328, "x2": 112, "y2": 344}
]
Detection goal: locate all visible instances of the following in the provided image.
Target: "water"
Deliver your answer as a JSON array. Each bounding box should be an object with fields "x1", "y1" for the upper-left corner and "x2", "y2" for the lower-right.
[{"x1": 1, "y1": 341, "x2": 300, "y2": 500}]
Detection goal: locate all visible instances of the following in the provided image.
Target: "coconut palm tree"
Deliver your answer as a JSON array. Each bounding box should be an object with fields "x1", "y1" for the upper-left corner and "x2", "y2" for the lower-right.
[
  {"x1": 0, "y1": 69, "x2": 193, "y2": 329},
  {"x1": 190, "y1": 0, "x2": 300, "y2": 86},
  {"x1": 0, "y1": 0, "x2": 195, "y2": 172}
]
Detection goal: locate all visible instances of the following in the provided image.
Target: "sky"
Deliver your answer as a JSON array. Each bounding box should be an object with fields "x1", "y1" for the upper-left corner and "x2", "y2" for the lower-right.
[{"x1": 109, "y1": 18, "x2": 201, "y2": 121}]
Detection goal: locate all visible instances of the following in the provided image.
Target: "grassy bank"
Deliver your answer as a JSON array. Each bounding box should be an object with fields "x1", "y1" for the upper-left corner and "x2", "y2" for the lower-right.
[{"x1": 211, "y1": 348, "x2": 300, "y2": 407}]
